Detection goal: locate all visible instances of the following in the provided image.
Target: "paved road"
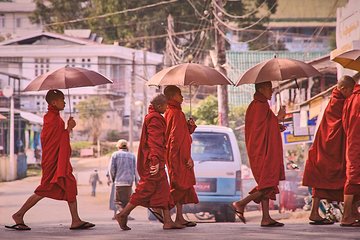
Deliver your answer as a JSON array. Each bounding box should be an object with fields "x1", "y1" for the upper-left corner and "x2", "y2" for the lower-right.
[{"x1": 1, "y1": 157, "x2": 359, "y2": 240}]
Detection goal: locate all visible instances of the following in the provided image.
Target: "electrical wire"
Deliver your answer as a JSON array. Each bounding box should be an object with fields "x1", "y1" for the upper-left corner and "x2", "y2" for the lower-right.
[
  {"x1": 212, "y1": 0, "x2": 267, "y2": 19},
  {"x1": 44, "y1": 0, "x2": 178, "y2": 27}
]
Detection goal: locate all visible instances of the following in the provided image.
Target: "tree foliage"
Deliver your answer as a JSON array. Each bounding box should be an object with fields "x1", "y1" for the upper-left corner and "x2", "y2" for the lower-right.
[
  {"x1": 77, "y1": 96, "x2": 109, "y2": 144},
  {"x1": 30, "y1": 0, "x2": 278, "y2": 53}
]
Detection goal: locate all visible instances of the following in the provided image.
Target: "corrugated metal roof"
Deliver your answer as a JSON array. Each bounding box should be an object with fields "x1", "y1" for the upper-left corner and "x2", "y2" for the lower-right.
[{"x1": 226, "y1": 51, "x2": 328, "y2": 106}]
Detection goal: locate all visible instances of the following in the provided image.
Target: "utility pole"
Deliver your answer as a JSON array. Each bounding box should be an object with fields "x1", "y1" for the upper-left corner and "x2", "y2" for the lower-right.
[
  {"x1": 129, "y1": 52, "x2": 135, "y2": 151},
  {"x1": 214, "y1": 0, "x2": 229, "y2": 126}
]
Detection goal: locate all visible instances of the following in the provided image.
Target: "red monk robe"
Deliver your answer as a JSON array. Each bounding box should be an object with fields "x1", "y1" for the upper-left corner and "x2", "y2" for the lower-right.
[
  {"x1": 34, "y1": 105, "x2": 77, "y2": 202},
  {"x1": 342, "y1": 84, "x2": 360, "y2": 197},
  {"x1": 165, "y1": 99, "x2": 199, "y2": 204},
  {"x1": 245, "y1": 92, "x2": 285, "y2": 203},
  {"x1": 302, "y1": 88, "x2": 346, "y2": 201},
  {"x1": 130, "y1": 105, "x2": 174, "y2": 209}
]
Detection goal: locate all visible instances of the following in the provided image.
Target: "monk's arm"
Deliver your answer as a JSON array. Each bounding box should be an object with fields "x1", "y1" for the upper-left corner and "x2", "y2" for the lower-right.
[{"x1": 146, "y1": 117, "x2": 163, "y2": 166}]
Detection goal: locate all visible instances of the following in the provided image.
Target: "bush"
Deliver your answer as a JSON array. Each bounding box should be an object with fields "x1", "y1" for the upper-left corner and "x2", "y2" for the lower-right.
[{"x1": 71, "y1": 141, "x2": 93, "y2": 157}]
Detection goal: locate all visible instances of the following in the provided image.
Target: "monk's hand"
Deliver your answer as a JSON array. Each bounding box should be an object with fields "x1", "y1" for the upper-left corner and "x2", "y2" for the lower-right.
[
  {"x1": 186, "y1": 158, "x2": 194, "y2": 169},
  {"x1": 277, "y1": 105, "x2": 286, "y2": 121},
  {"x1": 279, "y1": 124, "x2": 287, "y2": 132},
  {"x1": 67, "y1": 117, "x2": 76, "y2": 131},
  {"x1": 150, "y1": 164, "x2": 159, "y2": 175},
  {"x1": 188, "y1": 118, "x2": 196, "y2": 126}
]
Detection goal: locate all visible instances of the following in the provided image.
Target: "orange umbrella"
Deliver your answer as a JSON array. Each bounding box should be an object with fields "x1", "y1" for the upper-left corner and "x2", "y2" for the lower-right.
[
  {"x1": 331, "y1": 49, "x2": 360, "y2": 72},
  {"x1": 236, "y1": 57, "x2": 321, "y2": 86}
]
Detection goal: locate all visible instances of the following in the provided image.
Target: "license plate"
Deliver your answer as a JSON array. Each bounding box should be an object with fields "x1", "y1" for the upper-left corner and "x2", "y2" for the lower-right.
[{"x1": 195, "y1": 178, "x2": 216, "y2": 192}]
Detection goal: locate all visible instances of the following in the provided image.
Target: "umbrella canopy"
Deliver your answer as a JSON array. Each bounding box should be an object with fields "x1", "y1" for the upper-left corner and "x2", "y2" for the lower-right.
[
  {"x1": 24, "y1": 66, "x2": 113, "y2": 91},
  {"x1": 146, "y1": 63, "x2": 233, "y2": 86},
  {"x1": 331, "y1": 49, "x2": 360, "y2": 72},
  {"x1": 235, "y1": 58, "x2": 321, "y2": 86}
]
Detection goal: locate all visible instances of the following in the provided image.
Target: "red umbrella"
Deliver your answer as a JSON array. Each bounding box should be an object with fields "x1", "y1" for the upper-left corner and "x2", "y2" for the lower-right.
[{"x1": 24, "y1": 66, "x2": 113, "y2": 114}]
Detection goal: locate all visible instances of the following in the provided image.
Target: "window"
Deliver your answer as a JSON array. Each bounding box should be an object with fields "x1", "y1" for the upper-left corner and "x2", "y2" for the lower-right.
[
  {"x1": 191, "y1": 132, "x2": 234, "y2": 162},
  {"x1": 0, "y1": 14, "x2": 5, "y2": 28},
  {"x1": 16, "y1": 18, "x2": 21, "y2": 28},
  {"x1": 34, "y1": 58, "x2": 50, "y2": 76}
]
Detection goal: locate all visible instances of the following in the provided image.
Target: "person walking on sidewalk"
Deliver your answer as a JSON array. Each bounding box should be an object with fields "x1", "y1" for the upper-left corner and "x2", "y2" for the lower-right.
[
  {"x1": 89, "y1": 169, "x2": 102, "y2": 197},
  {"x1": 5, "y1": 90, "x2": 95, "y2": 231}
]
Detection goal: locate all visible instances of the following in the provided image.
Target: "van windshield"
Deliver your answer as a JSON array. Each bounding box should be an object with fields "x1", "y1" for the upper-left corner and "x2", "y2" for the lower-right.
[{"x1": 191, "y1": 132, "x2": 234, "y2": 162}]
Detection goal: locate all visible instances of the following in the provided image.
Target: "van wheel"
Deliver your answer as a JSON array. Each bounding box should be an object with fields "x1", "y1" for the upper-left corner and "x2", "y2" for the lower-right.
[{"x1": 214, "y1": 205, "x2": 236, "y2": 222}]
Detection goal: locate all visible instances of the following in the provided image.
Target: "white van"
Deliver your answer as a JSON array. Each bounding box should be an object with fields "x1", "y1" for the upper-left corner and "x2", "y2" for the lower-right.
[{"x1": 186, "y1": 125, "x2": 242, "y2": 222}]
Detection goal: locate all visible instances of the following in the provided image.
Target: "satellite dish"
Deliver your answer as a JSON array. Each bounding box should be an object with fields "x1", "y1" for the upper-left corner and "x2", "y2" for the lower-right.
[{"x1": 2, "y1": 86, "x2": 13, "y2": 98}]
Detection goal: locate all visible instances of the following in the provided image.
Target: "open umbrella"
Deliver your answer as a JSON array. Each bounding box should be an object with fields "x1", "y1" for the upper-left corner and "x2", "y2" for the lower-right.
[
  {"x1": 331, "y1": 49, "x2": 360, "y2": 72},
  {"x1": 24, "y1": 66, "x2": 113, "y2": 114},
  {"x1": 235, "y1": 57, "x2": 321, "y2": 86},
  {"x1": 147, "y1": 63, "x2": 233, "y2": 114},
  {"x1": 147, "y1": 63, "x2": 233, "y2": 86}
]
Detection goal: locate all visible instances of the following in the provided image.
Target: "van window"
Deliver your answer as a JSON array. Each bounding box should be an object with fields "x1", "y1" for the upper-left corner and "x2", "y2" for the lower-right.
[{"x1": 191, "y1": 132, "x2": 234, "y2": 162}]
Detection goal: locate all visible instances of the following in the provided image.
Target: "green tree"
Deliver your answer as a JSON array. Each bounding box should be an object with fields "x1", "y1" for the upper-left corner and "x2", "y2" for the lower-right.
[
  {"x1": 192, "y1": 95, "x2": 218, "y2": 125},
  {"x1": 77, "y1": 96, "x2": 109, "y2": 144},
  {"x1": 30, "y1": 0, "x2": 278, "y2": 53}
]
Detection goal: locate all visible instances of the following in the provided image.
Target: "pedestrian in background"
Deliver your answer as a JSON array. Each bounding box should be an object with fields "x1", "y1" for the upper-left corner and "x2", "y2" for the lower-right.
[
  {"x1": 89, "y1": 169, "x2": 102, "y2": 197},
  {"x1": 108, "y1": 139, "x2": 138, "y2": 219}
]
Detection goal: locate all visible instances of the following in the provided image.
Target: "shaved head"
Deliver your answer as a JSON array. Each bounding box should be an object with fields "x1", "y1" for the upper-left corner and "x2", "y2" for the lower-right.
[
  {"x1": 338, "y1": 75, "x2": 356, "y2": 98},
  {"x1": 255, "y1": 81, "x2": 272, "y2": 91},
  {"x1": 338, "y1": 75, "x2": 355, "y2": 89},
  {"x1": 150, "y1": 94, "x2": 167, "y2": 106}
]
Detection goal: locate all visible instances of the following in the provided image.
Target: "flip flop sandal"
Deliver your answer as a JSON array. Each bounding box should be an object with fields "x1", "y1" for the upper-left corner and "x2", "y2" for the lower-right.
[
  {"x1": 228, "y1": 204, "x2": 246, "y2": 224},
  {"x1": 70, "y1": 222, "x2": 95, "y2": 230},
  {"x1": 340, "y1": 221, "x2": 360, "y2": 227},
  {"x1": 261, "y1": 221, "x2": 285, "y2": 227},
  {"x1": 148, "y1": 208, "x2": 164, "y2": 223},
  {"x1": 5, "y1": 223, "x2": 31, "y2": 231},
  {"x1": 309, "y1": 218, "x2": 334, "y2": 225},
  {"x1": 183, "y1": 221, "x2": 197, "y2": 227}
]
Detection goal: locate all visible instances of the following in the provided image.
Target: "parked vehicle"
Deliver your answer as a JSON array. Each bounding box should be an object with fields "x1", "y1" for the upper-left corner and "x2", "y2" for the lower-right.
[
  {"x1": 148, "y1": 125, "x2": 242, "y2": 222},
  {"x1": 187, "y1": 125, "x2": 242, "y2": 222}
]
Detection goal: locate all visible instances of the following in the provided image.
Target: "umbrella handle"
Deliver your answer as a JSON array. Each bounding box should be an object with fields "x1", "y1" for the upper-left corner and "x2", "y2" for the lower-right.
[
  {"x1": 68, "y1": 89, "x2": 72, "y2": 117},
  {"x1": 189, "y1": 85, "x2": 192, "y2": 118}
]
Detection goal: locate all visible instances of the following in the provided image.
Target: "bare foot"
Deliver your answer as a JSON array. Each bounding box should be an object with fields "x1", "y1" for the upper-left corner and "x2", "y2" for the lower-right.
[
  {"x1": 115, "y1": 213, "x2": 131, "y2": 230},
  {"x1": 12, "y1": 213, "x2": 24, "y2": 225},
  {"x1": 309, "y1": 214, "x2": 325, "y2": 222},
  {"x1": 261, "y1": 218, "x2": 279, "y2": 226},
  {"x1": 163, "y1": 222, "x2": 185, "y2": 230}
]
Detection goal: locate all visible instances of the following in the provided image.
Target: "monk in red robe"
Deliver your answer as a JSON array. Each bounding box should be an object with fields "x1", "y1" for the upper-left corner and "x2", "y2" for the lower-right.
[
  {"x1": 341, "y1": 79, "x2": 360, "y2": 227},
  {"x1": 232, "y1": 81, "x2": 286, "y2": 227},
  {"x1": 163, "y1": 85, "x2": 198, "y2": 227},
  {"x1": 6, "y1": 90, "x2": 94, "y2": 231},
  {"x1": 303, "y1": 75, "x2": 355, "y2": 225},
  {"x1": 116, "y1": 94, "x2": 183, "y2": 230}
]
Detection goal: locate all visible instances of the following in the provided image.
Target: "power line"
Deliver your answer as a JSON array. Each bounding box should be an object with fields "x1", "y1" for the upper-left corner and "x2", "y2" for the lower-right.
[
  {"x1": 212, "y1": 0, "x2": 267, "y2": 19},
  {"x1": 44, "y1": 0, "x2": 178, "y2": 27}
]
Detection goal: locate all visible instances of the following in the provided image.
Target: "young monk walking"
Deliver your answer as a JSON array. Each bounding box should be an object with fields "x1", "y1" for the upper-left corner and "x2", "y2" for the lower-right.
[
  {"x1": 232, "y1": 81, "x2": 286, "y2": 227},
  {"x1": 341, "y1": 79, "x2": 360, "y2": 227},
  {"x1": 116, "y1": 94, "x2": 183, "y2": 230},
  {"x1": 5, "y1": 90, "x2": 95, "y2": 231},
  {"x1": 303, "y1": 75, "x2": 356, "y2": 225},
  {"x1": 163, "y1": 85, "x2": 198, "y2": 227}
]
